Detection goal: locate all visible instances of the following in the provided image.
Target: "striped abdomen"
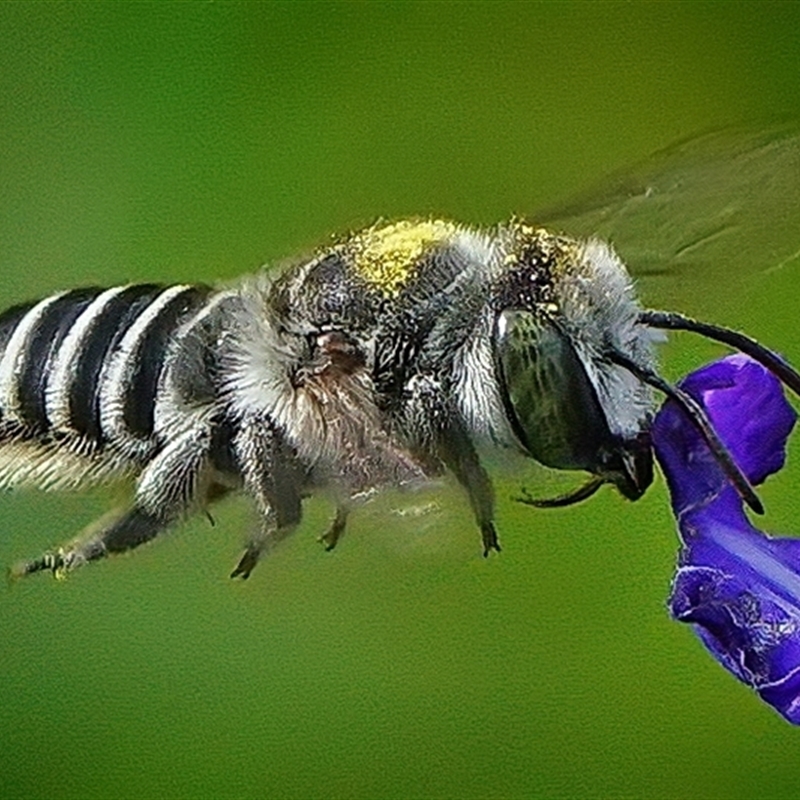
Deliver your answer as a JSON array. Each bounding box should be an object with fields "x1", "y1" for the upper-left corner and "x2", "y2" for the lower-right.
[{"x1": 0, "y1": 284, "x2": 212, "y2": 470}]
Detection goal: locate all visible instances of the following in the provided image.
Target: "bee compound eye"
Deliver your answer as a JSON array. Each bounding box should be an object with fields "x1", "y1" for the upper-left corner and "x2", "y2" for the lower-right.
[{"x1": 493, "y1": 309, "x2": 616, "y2": 472}]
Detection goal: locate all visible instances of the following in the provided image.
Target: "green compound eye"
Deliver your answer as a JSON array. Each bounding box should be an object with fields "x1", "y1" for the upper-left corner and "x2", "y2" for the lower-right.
[{"x1": 493, "y1": 309, "x2": 613, "y2": 472}]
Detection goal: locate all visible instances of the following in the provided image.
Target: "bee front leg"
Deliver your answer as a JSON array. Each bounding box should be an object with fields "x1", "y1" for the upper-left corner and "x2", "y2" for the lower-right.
[
  {"x1": 404, "y1": 375, "x2": 499, "y2": 555},
  {"x1": 436, "y1": 421, "x2": 500, "y2": 556}
]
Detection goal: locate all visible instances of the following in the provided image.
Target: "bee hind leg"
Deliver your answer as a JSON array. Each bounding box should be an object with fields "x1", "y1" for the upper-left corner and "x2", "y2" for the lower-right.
[
  {"x1": 10, "y1": 427, "x2": 218, "y2": 581},
  {"x1": 10, "y1": 507, "x2": 169, "y2": 580}
]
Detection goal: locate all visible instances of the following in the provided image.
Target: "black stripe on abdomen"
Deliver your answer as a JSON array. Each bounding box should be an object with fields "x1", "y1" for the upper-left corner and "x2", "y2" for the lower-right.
[
  {"x1": 0, "y1": 301, "x2": 37, "y2": 356},
  {"x1": 122, "y1": 285, "x2": 211, "y2": 439},
  {"x1": 16, "y1": 288, "x2": 105, "y2": 429},
  {"x1": 68, "y1": 284, "x2": 163, "y2": 442}
]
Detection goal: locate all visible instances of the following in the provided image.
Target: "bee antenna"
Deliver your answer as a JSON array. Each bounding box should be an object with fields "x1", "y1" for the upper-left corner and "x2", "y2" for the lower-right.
[
  {"x1": 606, "y1": 348, "x2": 765, "y2": 516},
  {"x1": 639, "y1": 310, "x2": 800, "y2": 397},
  {"x1": 515, "y1": 476, "x2": 605, "y2": 508}
]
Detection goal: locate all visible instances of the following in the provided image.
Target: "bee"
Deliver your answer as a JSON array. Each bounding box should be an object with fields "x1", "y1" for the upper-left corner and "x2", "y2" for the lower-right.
[{"x1": 7, "y1": 126, "x2": 800, "y2": 581}]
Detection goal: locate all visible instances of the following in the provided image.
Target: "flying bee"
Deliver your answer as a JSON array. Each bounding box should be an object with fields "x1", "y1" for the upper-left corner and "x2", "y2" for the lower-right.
[{"x1": 6, "y1": 125, "x2": 800, "y2": 581}]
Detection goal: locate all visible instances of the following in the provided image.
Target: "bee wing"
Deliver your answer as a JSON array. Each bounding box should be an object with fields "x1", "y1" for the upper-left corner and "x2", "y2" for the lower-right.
[{"x1": 536, "y1": 124, "x2": 800, "y2": 316}]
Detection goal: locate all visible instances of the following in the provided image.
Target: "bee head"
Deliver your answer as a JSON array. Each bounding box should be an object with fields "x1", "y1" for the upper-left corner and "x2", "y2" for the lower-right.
[
  {"x1": 493, "y1": 222, "x2": 800, "y2": 514},
  {"x1": 491, "y1": 224, "x2": 657, "y2": 503}
]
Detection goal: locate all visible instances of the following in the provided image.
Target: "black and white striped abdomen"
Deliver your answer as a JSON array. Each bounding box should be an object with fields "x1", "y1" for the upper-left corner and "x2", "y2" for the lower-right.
[{"x1": 0, "y1": 283, "x2": 212, "y2": 465}]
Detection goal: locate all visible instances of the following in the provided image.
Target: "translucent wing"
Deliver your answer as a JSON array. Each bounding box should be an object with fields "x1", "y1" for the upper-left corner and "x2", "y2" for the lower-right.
[{"x1": 536, "y1": 124, "x2": 800, "y2": 316}]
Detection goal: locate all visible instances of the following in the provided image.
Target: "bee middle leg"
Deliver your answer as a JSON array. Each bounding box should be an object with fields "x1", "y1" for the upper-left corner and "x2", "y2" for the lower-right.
[
  {"x1": 229, "y1": 498, "x2": 302, "y2": 580},
  {"x1": 318, "y1": 504, "x2": 349, "y2": 552},
  {"x1": 231, "y1": 419, "x2": 305, "y2": 579},
  {"x1": 229, "y1": 505, "x2": 300, "y2": 580}
]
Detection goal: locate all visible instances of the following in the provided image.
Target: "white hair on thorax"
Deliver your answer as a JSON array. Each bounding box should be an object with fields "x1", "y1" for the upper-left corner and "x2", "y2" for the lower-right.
[{"x1": 555, "y1": 238, "x2": 660, "y2": 439}]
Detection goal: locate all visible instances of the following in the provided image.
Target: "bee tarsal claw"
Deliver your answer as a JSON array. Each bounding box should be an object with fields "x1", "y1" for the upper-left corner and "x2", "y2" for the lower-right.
[
  {"x1": 230, "y1": 549, "x2": 260, "y2": 580},
  {"x1": 10, "y1": 550, "x2": 65, "y2": 580},
  {"x1": 481, "y1": 523, "x2": 501, "y2": 557}
]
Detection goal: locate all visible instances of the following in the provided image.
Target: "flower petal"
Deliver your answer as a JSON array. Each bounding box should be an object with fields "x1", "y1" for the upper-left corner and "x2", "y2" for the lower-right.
[
  {"x1": 653, "y1": 354, "x2": 800, "y2": 724},
  {"x1": 654, "y1": 354, "x2": 796, "y2": 520}
]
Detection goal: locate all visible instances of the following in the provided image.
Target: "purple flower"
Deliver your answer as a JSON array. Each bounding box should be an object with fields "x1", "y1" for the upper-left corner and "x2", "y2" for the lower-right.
[{"x1": 653, "y1": 354, "x2": 800, "y2": 723}]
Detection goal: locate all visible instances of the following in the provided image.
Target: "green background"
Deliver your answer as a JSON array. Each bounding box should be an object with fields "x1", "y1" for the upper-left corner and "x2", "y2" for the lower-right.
[{"x1": 1, "y1": 2, "x2": 800, "y2": 798}]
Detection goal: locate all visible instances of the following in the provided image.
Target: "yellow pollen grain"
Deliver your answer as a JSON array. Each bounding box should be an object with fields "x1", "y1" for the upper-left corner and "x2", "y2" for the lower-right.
[
  {"x1": 509, "y1": 219, "x2": 580, "y2": 280},
  {"x1": 349, "y1": 219, "x2": 457, "y2": 296}
]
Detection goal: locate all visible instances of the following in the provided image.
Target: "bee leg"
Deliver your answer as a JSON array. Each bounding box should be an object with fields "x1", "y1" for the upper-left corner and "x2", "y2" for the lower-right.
[
  {"x1": 437, "y1": 422, "x2": 500, "y2": 556},
  {"x1": 11, "y1": 507, "x2": 169, "y2": 580},
  {"x1": 230, "y1": 495, "x2": 301, "y2": 579},
  {"x1": 231, "y1": 420, "x2": 305, "y2": 579},
  {"x1": 230, "y1": 510, "x2": 296, "y2": 580},
  {"x1": 11, "y1": 426, "x2": 218, "y2": 580},
  {"x1": 318, "y1": 504, "x2": 349, "y2": 552},
  {"x1": 230, "y1": 533, "x2": 269, "y2": 580}
]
